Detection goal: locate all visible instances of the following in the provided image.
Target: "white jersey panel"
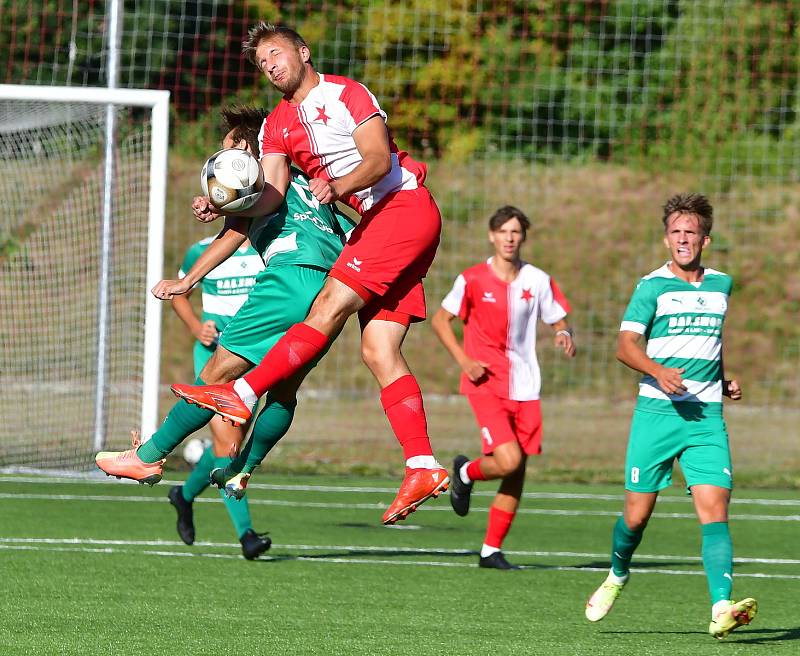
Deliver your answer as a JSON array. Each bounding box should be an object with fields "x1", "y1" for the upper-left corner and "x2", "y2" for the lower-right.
[
  {"x1": 506, "y1": 263, "x2": 568, "y2": 401},
  {"x1": 441, "y1": 274, "x2": 467, "y2": 316}
]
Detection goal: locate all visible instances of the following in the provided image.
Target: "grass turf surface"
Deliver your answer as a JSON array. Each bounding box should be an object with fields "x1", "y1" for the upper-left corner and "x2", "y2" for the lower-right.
[{"x1": 1, "y1": 474, "x2": 798, "y2": 655}]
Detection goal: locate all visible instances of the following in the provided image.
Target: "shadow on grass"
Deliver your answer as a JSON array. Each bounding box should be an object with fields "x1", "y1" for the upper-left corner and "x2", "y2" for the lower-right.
[
  {"x1": 257, "y1": 547, "x2": 479, "y2": 561},
  {"x1": 722, "y1": 626, "x2": 800, "y2": 644},
  {"x1": 600, "y1": 627, "x2": 800, "y2": 644},
  {"x1": 580, "y1": 560, "x2": 697, "y2": 569},
  {"x1": 601, "y1": 630, "x2": 707, "y2": 636}
]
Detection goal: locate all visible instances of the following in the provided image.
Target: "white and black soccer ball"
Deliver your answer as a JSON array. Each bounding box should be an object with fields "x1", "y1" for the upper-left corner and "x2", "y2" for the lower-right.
[
  {"x1": 200, "y1": 148, "x2": 264, "y2": 212},
  {"x1": 182, "y1": 437, "x2": 209, "y2": 466}
]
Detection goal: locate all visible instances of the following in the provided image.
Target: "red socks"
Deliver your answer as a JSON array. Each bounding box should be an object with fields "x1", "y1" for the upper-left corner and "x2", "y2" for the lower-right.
[
  {"x1": 380, "y1": 375, "x2": 433, "y2": 459},
  {"x1": 243, "y1": 323, "x2": 329, "y2": 397},
  {"x1": 484, "y1": 506, "x2": 516, "y2": 549},
  {"x1": 466, "y1": 458, "x2": 487, "y2": 481}
]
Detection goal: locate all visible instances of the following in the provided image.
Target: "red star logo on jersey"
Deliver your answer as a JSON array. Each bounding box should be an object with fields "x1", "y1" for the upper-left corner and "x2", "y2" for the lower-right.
[
  {"x1": 521, "y1": 288, "x2": 534, "y2": 302},
  {"x1": 315, "y1": 105, "x2": 330, "y2": 125}
]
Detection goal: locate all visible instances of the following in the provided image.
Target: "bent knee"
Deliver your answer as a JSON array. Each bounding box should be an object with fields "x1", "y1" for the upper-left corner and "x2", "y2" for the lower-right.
[
  {"x1": 361, "y1": 342, "x2": 401, "y2": 371},
  {"x1": 624, "y1": 516, "x2": 649, "y2": 532},
  {"x1": 494, "y1": 453, "x2": 524, "y2": 478}
]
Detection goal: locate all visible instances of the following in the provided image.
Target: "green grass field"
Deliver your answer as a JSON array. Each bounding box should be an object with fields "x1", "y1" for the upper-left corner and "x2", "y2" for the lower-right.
[{"x1": 1, "y1": 474, "x2": 798, "y2": 655}]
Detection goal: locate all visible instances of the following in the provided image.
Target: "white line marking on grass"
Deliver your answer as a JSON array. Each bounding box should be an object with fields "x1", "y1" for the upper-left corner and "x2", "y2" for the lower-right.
[
  {"x1": 1, "y1": 492, "x2": 799, "y2": 522},
  {"x1": 1, "y1": 474, "x2": 797, "y2": 507},
  {"x1": 383, "y1": 524, "x2": 422, "y2": 530},
  {"x1": 1, "y1": 537, "x2": 797, "y2": 566},
  {"x1": 1, "y1": 541, "x2": 798, "y2": 580}
]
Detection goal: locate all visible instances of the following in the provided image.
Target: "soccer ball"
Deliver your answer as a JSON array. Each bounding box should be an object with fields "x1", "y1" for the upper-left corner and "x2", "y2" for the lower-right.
[
  {"x1": 200, "y1": 148, "x2": 264, "y2": 212},
  {"x1": 182, "y1": 437, "x2": 209, "y2": 466}
]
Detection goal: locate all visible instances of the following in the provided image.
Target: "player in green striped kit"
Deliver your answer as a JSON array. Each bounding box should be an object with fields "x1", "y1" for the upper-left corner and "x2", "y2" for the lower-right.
[
  {"x1": 168, "y1": 235, "x2": 270, "y2": 559},
  {"x1": 584, "y1": 194, "x2": 757, "y2": 639},
  {"x1": 95, "y1": 106, "x2": 353, "y2": 547}
]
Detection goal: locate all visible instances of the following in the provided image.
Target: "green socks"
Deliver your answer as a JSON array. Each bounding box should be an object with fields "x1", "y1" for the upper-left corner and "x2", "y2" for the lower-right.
[
  {"x1": 137, "y1": 377, "x2": 214, "y2": 464},
  {"x1": 180, "y1": 446, "x2": 253, "y2": 539},
  {"x1": 182, "y1": 445, "x2": 214, "y2": 501},
  {"x1": 214, "y1": 455, "x2": 253, "y2": 538},
  {"x1": 229, "y1": 394, "x2": 296, "y2": 475},
  {"x1": 702, "y1": 521, "x2": 733, "y2": 604},
  {"x1": 610, "y1": 516, "x2": 644, "y2": 577}
]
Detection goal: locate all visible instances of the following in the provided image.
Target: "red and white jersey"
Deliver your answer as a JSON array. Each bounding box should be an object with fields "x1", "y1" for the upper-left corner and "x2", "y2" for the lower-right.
[
  {"x1": 441, "y1": 258, "x2": 571, "y2": 401},
  {"x1": 259, "y1": 73, "x2": 427, "y2": 214}
]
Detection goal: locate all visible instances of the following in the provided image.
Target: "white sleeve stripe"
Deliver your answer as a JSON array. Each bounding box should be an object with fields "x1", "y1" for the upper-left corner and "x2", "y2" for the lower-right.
[
  {"x1": 540, "y1": 304, "x2": 567, "y2": 324},
  {"x1": 440, "y1": 274, "x2": 467, "y2": 316},
  {"x1": 620, "y1": 321, "x2": 647, "y2": 334}
]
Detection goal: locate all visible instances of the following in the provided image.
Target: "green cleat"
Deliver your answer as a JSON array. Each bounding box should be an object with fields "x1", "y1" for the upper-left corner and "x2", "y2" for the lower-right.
[
  {"x1": 709, "y1": 598, "x2": 758, "y2": 639},
  {"x1": 210, "y1": 467, "x2": 250, "y2": 500},
  {"x1": 585, "y1": 572, "x2": 627, "y2": 622}
]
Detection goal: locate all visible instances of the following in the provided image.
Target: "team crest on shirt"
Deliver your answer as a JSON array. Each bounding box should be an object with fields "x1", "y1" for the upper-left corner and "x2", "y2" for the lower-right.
[
  {"x1": 315, "y1": 105, "x2": 330, "y2": 125},
  {"x1": 521, "y1": 288, "x2": 533, "y2": 302}
]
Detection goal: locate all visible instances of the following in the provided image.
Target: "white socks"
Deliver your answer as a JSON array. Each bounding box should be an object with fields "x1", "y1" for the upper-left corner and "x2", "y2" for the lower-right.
[
  {"x1": 459, "y1": 463, "x2": 472, "y2": 485},
  {"x1": 607, "y1": 569, "x2": 629, "y2": 585},
  {"x1": 233, "y1": 378, "x2": 258, "y2": 410},
  {"x1": 405, "y1": 455, "x2": 440, "y2": 469},
  {"x1": 481, "y1": 544, "x2": 500, "y2": 558}
]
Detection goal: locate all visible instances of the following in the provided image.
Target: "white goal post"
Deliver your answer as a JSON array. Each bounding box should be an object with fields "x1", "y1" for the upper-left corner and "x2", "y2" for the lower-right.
[{"x1": 0, "y1": 84, "x2": 168, "y2": 469}]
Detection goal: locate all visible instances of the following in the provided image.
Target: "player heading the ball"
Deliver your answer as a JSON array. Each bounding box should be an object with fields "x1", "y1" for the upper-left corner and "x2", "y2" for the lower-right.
[{"x1": 175, "y1": 23, "x2": 450, "y2": 525}]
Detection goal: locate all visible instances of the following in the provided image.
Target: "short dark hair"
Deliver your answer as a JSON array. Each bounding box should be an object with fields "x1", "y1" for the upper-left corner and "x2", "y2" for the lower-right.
[
  {"x1": 488, "y1": 205, "x2": 531, "y2": 236},
  {"x1": 220, "y1": 105, "x2": 269, "y2": 155},
  {"x1": 242, "y1": 22, "x2": 312, "y2": 67},
  {"x1": 662, "y1": 193, "x2": 714, "y2": 235}
]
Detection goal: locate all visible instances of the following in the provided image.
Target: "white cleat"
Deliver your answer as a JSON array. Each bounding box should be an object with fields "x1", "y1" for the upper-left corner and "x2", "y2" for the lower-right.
[{"x1": 585, "y1": 572, "x2": 627, "y2": 622}]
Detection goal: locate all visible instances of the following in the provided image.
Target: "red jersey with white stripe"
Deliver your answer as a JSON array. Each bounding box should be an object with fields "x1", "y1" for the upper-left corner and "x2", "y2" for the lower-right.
[
  {"x1": 441, "y1": 259, "x2": 571, "y2": 401},
  {"x1": 259, "y1": 73, "x2": 426, "y2": 214}
]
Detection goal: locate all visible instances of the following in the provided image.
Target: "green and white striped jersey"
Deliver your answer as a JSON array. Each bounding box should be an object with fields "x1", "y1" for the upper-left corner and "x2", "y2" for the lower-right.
[
  {"x1": 620, "y1": 262, "x2": 732, "y2": 415},
  {"x1": 248, "y1": 167, "x2": 355, "y2": 270},
  {"x1": 179, "y1": 240, "x2": 264, "y2": 332}
]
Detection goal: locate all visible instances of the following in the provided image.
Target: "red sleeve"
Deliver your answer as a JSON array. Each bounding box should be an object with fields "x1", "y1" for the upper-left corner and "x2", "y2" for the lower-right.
[
  {"x1": 339, "y1": 79, "x2": 384, "y2": 127},
  {"x1": 549, "y1": 278, "x2": 572, "y2": 314},
  {"x1": 259, "y1": 112, "x2": 287, "y2": 158}
]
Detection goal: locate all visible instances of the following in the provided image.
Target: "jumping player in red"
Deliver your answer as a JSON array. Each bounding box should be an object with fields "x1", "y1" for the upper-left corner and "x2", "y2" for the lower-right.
[
  {"x1": 432, "y1": 206, "x2": 576, "y2": 568},
  {"x1": 174, "y1": 23, "x2": 448, "y2": 524}
]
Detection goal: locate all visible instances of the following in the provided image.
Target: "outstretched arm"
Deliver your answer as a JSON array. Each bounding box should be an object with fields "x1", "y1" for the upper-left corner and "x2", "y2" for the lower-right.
[
  {"x1": 192, "y1": 155, "x2": 290, "y2": 221},
  {"x1": 152, "y1": 216, "x2": 250, "y2": 300},
  {"x1": 431, "y1": 307, "x2": 489, "y2": 383},
  {"x1": 617, "y1": 330, "x2": 687, "y2": 395}
]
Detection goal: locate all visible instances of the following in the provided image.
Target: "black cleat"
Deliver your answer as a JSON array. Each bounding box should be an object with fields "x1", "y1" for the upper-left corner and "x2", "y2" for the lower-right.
[
  {"x1": 449, "y1": 454, "x2": 473, "y2": 516},
  {"x1": 167, "y1": 485, "x2": 195, "y2": 545},
  {"x1": 479, "y1": 551, "x2": 520, "y2": 570},
  {"x1": 240, "y1": 529, "x2": 272, "y2": 560}
]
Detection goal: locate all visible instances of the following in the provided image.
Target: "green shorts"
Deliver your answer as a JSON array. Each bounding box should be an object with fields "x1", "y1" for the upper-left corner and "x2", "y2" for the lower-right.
[
  {"x1": 193, "y1": 341, "x2": 216, "y2": 378},
  {"x1": 218, "y1": 265, "x2": 328, "y2": 366},
  {"x1": 624, "y1": 408, "x2": 733, "y2": 492}
]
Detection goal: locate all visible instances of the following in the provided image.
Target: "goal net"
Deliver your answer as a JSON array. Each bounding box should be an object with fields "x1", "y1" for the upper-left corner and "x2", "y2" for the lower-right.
[
  {"x1": 0, "y1": 85, "x2": 168, "y2": 471},
  {"x1": 2, "y1": 3, "x2": 798, "y2": 484}
]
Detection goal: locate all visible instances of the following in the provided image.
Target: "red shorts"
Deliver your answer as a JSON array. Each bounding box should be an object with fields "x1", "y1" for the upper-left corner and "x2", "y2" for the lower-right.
[
  {"x1": 466, "y1": 393, "x2": 543, "y2": 456},
  {"x1": 329, "y1": 187, "x2": 441, "y2": 326}
]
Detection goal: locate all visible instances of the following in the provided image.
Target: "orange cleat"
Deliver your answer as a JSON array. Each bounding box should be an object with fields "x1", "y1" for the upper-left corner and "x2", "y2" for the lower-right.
[
  {"x1": 382, "y1": 467, "x2": 449, "y2": 525},
  {"x1": 95, "y1": 431, "x2": 164, "y2": 486},
  {"x1": 171, "y1": 382, "x2": 252, "y2": 427}
]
